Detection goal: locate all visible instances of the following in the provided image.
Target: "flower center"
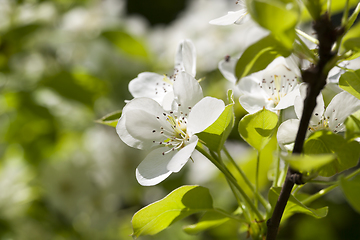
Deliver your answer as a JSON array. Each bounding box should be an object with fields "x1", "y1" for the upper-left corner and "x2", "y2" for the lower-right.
[{"x1": 152, "y1": 110, "x2": 191, "y2": 155}]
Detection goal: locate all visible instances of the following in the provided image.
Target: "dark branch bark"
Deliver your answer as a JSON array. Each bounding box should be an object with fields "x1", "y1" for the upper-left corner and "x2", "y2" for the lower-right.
[{"x1": 266, "y1": 13, "x2": 342, "y2": 240}]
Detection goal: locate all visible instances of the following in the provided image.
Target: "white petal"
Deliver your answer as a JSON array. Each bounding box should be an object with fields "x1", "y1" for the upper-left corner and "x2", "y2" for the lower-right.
[
  {"x1": 187, "y1": 97, "x2": 225, "y2": 134},
  {"x1": 167, "y1": 136, "x2": 198, "y2": 172},
  {"x1": 209, "y1": 10, "x2": 247, "y2": 25},
  {"x1": 238, "y1": 76, "x2": 262, "y2": 95},
  {"x1": 325, "y1": 91, "x2": 360, "y2": 132},
  {"x1": 275, "y1": 86, "x2": 300, "y2": 110},
  {"x1": 128, "y1": 72, "x2": 173, "y2": 104},
  {"x1": 174, "y1": 39, "x2": 196, "y2": 77},
  {"x1": 239, "y1": 94, "x2": 272, "y2": 114},
  {"x1": 277, "y1": 119, "x2": 299, "y2": 147},
  {"x1": 125, "y1": 109, "x2": 169, "y2": 142},
  {"x1": 173, "y1": 72, "x2": 203, "y2": 115},
  {"x1": 116, "y1": 98, "x2": 166, "y2": 149},
  {"x1": 218, "y1": 57, "x2": 238, "y2": 83},
  {"x1": 136, "y1": 148, "x2": 175, "y2": 186}
]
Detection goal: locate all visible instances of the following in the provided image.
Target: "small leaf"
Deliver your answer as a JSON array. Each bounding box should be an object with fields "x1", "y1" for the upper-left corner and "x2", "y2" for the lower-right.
[
  {"x1": 339, "y1": 69, "x2": 360, "y2": 100},
  {"x1": 235, "y1": 34, "x2": 291, "y2": 81},
  {"x1": 342, "y1": 17, "x2": 360, "y2": 53},
  {"x1": 183, "y1": 210, "x2": 232, "y2": 235},
  {"x1": 269, "y1": 187, "x2": 328, "y2": 222},
  {"x1": 132, "y1": 185, "x2": 214, "y2": 238},
  {"x1": 304, "y1": 130, "x2": 360, "y2": 177},
  {"x1": 239, "y1": 109, "x2": 278, "y2": 151},
  {"x1": 302, "y1": 0, "x2": 325, "y2": 20},
  {"x1": 246, "y1": 0, "x2": 300, "y2": 49},
  {"x1": 345, "y1": 110, "x2": 360, "y2": 140},
  {"x1": 197, "y1": 90, "x2": 235, "y2": 152},
  {"x1": 282, "y1": 153, "x2": 335, "y2": 172},
  {"x1": 339, "y1": 175, "x2": 360, "y2": 213},
  {"x1": 95, "y1": 110, "x2": 122, "y2": 127}
]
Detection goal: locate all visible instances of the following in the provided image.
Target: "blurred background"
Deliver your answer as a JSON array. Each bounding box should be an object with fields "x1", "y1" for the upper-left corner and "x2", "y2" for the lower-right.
[{"x1": 0, "y1": 0, "x2": 359, "y2": 239}]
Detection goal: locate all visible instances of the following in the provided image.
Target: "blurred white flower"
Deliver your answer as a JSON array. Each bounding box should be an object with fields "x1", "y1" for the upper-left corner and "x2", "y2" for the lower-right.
[
  {"x1": 209, "y1": 0, "x2": 250, "y2": 25},
  {"x1": 117, "y1": 72, "x2": 225, "y2": 186}
]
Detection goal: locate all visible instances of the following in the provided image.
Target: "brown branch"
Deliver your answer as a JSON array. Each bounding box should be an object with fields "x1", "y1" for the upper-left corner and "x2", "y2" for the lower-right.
[{"x1": 266, "y1": 13, "x2": 342, "y2": 240}]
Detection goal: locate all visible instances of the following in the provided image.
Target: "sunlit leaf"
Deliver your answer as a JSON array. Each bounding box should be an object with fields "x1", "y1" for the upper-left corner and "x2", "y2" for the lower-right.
[
  {"x1": 339, "y1": 175, "x2": 360, "y2": 213},
  {"x1": 246, "y1": 0, "x2": 300, "y2": 49},
  {"x1": 304, "y1": 130, "x2": 360, "y2": 177},
  {"x1": 235, "y1": 34, "x2": 291, "y2": 81},
  {"x1": 197, "y1": 90, "x2": 235, "y2": 152},
  {"x1": 339, "y1": 69, "x2": 360, "y2": 100},
  {"x1": 345, "y1": 110, "x2": 360, "y2": 140},
  {"x1": 183, "y1": 210, "x2": 233, "y2": 235},
  {"x1": 342, "y1": 22, "x2": 360, "y2": 54},
  {"x1": 269, "y1": 187, "x2": 328, "y2": 222},
  {"x1": 95, "y1": 110, "x2": 122, "y2": 127},
  {"x1": 239, "y1": 109, "x2": 278, "y2": 151},
  {"x1": 282, "y1": 153, "x2": 335, "y2": 172},
  {"x1": 132, "y1": 185, "x2": 214, "y2": 238}
]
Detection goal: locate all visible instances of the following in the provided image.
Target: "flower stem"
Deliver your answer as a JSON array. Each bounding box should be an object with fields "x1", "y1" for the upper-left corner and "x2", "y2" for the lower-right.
[
  {"x1": 223, "y1": 146, "x2": 271, "y2": 213},
  {"x1": 255, "y1": 151, "x2": 260, "y2": 209},
  {"x1": 196, "y1": 145, "x2": 265, "y2": 221},
  {"x1": 295, "y1": 29, "x2": 319, "y2": 45},
  {"x1": 302, "y1": 167, "x2": 360, "y2": 205}
]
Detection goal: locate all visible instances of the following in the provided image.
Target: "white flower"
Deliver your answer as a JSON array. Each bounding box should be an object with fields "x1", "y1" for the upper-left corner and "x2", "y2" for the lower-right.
[
  {"x1": 117, "y1": 72, "x2": 225, "y2": 186},
  {"x1": 237, "y1": 57, "x2": 300, "y2": 114},
  {"x1": 277, "y1": 84, "x2": 360, "y2": 149},
  {"x1": 209, "y1": 1, "x2": 250, "y2": 25},
  {"x1": 128, "y1": 39, "x2": 196, "y2": 108}
]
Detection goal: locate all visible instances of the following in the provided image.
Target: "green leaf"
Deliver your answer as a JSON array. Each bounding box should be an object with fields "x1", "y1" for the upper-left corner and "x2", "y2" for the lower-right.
[
  {"x1": 339, "y1": 69, "x2": 360, "y2": 100},
  {"x1": 342, "y1": 21, "x2": 360, "y2": 53},
  {"x1": 282, "y1": 153, "x2": 335, "y2": 172},
  {"x1": 302, "y1": 0, "x2": 326, "y2": 20},
  {"x1": 235, "y1": 34, "x2": 291, "y2": 81},
  {"x1": 239, "y1": 109, "x2": 278, "y2": 151},
  {"x1": 269, "y1": 187, "x2": 328, "y2": 222},
  {"x1": 304, "y1": 130, "x2": 360, "y2": 177},
  {"x1": 197, "y1": 90, "x2": 235, "y2": 152},
  {"x1": 95, "y1": 110, "x2": 122, "y2": 127},
  {"x1": 345, "y1": 110, "x2": 360, "y2": 140},
  {"x1": 339, "y1": 175, "x2": 360, "y2": 213},
  {"x1": 246, "y1": 0, "x2": 300, "y2": 49},
  {"x1": 132, "y1": 185, "x2": 214, "y2": 238},
  {"x1": 183, "y1": 210, "x2": 232, "y2": 235}
]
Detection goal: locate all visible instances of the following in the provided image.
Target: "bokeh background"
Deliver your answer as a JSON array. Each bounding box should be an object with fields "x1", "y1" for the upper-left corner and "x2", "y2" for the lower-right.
[{"x1": 1, "y1": 0, "x2": 359, "y2": 239}]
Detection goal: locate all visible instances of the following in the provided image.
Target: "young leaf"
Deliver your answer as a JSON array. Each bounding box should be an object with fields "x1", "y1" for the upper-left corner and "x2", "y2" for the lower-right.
[
  {"x1": 246, "y1": 0, "x2": 300, "y2": 49},
  {"x1": 197, "y1": 90, "x2": 235, "y2": 152},
  {"x1": 282, "y1": 153, "x2": 335, "y2": 172},
  {"x1": 183, "y1": 210, "x2": 233, "y2": 235},
  {"x1": 132, "y1": 185, "x2": 214, "y2": 238},
  {"x1": 302, "y1": 0, "x2": 325, "y2": 20},
  {"x1": 235, "y1": 34, "x2": 291, "y2": 81},
  {"x1": 268, "y1": 187, "x2": 328, "y2": 222},
  {"x1": 341, "y1": 18, "x2": 360, "y2": 53},
  {"x1": 345, "y1": 110, "x2": 360, "y2": 140},
  {"x1": 339, "y1": 69, "x2": 360, "y2": 100},
  {"x1": 339, "y1": 175, "x2": 360, "y2": 213},
  {"x1": 304, "y1": 130, "x2": 360, "y2": 177},
  {"x1": 95, "y1": 110, "x2": 122, "y2": 127},
  {"x1": 239, "y1": 108, "x2": 278, "y2": 152}
]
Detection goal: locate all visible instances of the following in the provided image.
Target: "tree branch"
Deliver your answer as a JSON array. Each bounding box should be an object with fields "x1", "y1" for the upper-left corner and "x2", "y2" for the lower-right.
[{"x1": 266, "y1": 13, "x2": 342, "y2": 240}]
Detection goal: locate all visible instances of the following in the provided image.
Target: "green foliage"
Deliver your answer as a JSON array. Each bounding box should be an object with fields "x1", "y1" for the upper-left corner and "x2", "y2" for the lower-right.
[
  {"x1": 246, "y1": 0, "x2": 300, "y2": 50},
  {"x1": 339, "y1": 70, "x2": 360, "y2": 100},
  {"x1": 96, "y1": 110, "x2": 122, "y2": 127},
  {"x1": 282, "y1": 153, "x2": 335, "y2": 172},
  {"x1": 268, "y1": 187, "x2": 328, "y2": 222},
  {"x1": 131, "y1": 185, "x2": 218, "y2": 238},
  {"x1": 340, "y1": 175, "x2": 360, "y2": 213},
  {"x1": 183, "y1": 210, "x2": 233, "y2": 235},
  {"x1": 235, "y1": 34, "x2": 291, "y2": 81},
  {"x1": 238, "y1": 109, "x2": 278, "y2": 152},
  {"x1": 342, "y1": 22, "x2": 360, "y2": 54},
  {"x1": 303, "y1": 130, "x2": 360, "y2": 177},
  {"x1": 345, "y1": 110, "x2": 360, "y2": 140},
  {"x1": 302, "y1": 0, "x2": 325, "y2": 20},
  {"x1": 197, "y1": 90, "x2": 235, "y2": 152}
]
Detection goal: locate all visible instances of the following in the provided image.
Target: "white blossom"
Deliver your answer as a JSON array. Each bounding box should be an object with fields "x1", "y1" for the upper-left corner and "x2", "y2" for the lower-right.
[
  {"x1": 117, "y1": 72, "x2": 225, "y2": 186},
  {"x1": 209, "y1": 0, "x2": 250, "y2": 25}
]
